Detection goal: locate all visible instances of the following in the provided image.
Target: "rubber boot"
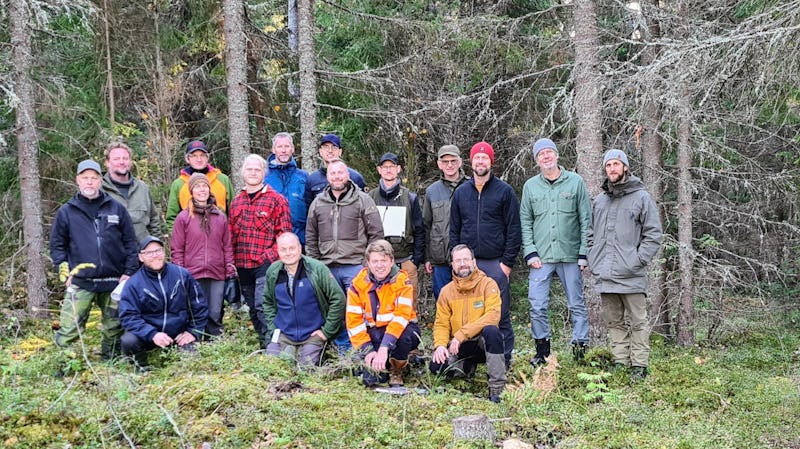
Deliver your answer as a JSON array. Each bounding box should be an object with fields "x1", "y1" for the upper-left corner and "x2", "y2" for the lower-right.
[
  {"x1": 388, "y1": 358, "x2": 408, "y2": 387},
  {"x1": 572, "y1": 342, "x2": 588, "y2": 362},
  {"x1": 486, "y1": 352, "x2": 507, "y2": 403},
  {"x1": 530, "y1": 338, "x2": 550, "y2": 366}
]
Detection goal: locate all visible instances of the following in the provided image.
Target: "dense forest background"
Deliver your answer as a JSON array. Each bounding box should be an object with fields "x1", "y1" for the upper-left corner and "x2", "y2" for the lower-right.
[{"x1": 1, "y1": 0, "x2": 799, "y2": 344}]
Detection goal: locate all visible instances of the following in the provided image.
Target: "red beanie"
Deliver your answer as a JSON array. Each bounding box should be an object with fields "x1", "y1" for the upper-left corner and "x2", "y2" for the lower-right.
[{"x1": 470, "y1": 141, "x2": 495, "y2": 164}]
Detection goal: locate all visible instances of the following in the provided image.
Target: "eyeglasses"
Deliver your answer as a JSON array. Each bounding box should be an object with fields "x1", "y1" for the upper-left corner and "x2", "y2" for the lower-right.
[
  {"x1": 379, "y1": 164, "x2": 398, "y2": 170},
  {"x1": 439, "y1": 159, "x2": 460, "y2": 166},
  {"x1": 140, "y1": 248, "x2": 165, "y2": 257},
  {"x1": 452, "y1": 258, "x2": 473, "y2": 265},
  {"x1": 187, "y1": 153, "x2": 209, "y2": 159}
]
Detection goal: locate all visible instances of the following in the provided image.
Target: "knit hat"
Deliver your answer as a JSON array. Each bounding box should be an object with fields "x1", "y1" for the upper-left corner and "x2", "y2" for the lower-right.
[
  {"x1": 77, "y1": 159, "x2": 102, "y2": 175},
  {"x1": 437, "y1": 145, "x2": 460, "y2": 159},
  {"x1": 186, "y1": 140, "x2": 208, "y2": 154},
  {"x1": 188, "y1": 172, "x2": 211, "y2": 193},
  {"x1": 532, "y1": 138, "x2": 557, "y2": 159},
  {"x1": 469, "y1": 141, "x2": 495, "y2": 164},
  {"x1": 320, "y1": 133, "x2": 341, "y2": 148},
  {"x1": 603, "y1": 149, "x2": 629, "y2": 167}
]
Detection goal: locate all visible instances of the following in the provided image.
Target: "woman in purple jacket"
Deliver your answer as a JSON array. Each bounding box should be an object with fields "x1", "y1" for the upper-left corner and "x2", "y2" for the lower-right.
[{"x1": 171, "y1": 173, "x2": 236, "y2": 337}]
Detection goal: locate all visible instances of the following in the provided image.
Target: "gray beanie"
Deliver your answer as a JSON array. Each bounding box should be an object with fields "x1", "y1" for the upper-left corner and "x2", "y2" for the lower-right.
[
  {"x1": 603, "y1": 149, "x2": 629, "y2": 167},
  {"x1": 532, "y1": 138, "x2": 557, "y2": 159}
]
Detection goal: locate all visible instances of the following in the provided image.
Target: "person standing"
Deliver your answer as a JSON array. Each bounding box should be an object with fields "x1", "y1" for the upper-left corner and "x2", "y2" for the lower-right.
[
  {"x1": 165, "y1": 140, "x2": 234, "y2": 231},
  {"x1": 423, "y1": 144, "x2": 467, "y2": 300},
  {"x1": 520, "y1": 138, "x2": 592, "y2": 365},
  {"x1": 229, "y1": 154, "x2": 293, "y2": 343},
  {"x1": 119, "y1": 236, "x2": 208, "y2": 368},
  {"x1": 263, "y1": 132, "x2": 309, "y2": 245},
  {"x1": 304, "y1": 133, "x2": 367, "y2": 208},
  {"x1": 306, "y1": 159, "x2": 384, "y2": 352},
  {"x1": 450, "y1": 141, "x2": 521, "y2": 367},
  {"x1": 346, "y1": 240, "x2": 420, "y2": 387},
  {"x1": 368, "y1": 152, "x2": 425, "y2": 307},
  {"x1": 430, "y1": 244, "x2": 506, "y2": 403},
  {"x1": 263, "y1": 232, "x2": 346, "y2": 366},
  {"x1": 101, "y1": 141, "x2": 162, "y2": 242},
  {"x1": 171, "y1": 173, "x2": 237, "y2": 338},
  {"x1": 588, "y1": 149, "x2": 663, "y2": 381},
  {"x1": 51, "y1": 160, "x2": 139, "y2": 359}
]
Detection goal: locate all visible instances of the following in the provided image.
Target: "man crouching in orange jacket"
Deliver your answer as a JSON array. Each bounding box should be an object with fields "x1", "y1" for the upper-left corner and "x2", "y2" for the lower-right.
[{"x1": 346, "y1": 239, "x2": 421, "y2": 387}]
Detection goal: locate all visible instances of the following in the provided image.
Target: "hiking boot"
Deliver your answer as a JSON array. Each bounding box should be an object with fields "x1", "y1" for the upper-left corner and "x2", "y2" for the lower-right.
[
  {"x1": 488, "y1": 386, "x2": 504, "y2": 403},
  {"x1": 388, "y1": 358, "x2": 408, "y2": 387},
  {"x1": 529, "y1": 338, "x2": 550, "y2": 366},
  {"x1": 100, "y1": 337, "x2": 122, "y2": 361},
  {"x1": 572, "y1": 342, "x2": 588, "y2": 362},
  {"x1": 630, "y1": 366, "x2": 648, "y2": 382},
  {"x1": 362, "y1": 369, "x2": 388, "y2": 387}
]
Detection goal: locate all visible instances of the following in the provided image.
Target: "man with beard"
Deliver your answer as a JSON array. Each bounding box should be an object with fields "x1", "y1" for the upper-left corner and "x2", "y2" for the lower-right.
[
  {"x1": 423, "y1": 144, "x2": 467, "y2": 300},
  {"x1": 165, "y1": 140, "x2": 234, "y2": 231},
  {"x1": 450, "y1": 141, "x2": 521, "y2": 368},
  {"x1": 306, "y1": 159, "x2": 384, "y2": 353},
  {"x1": 101, "y1": 141, "x2": 162, "y2": 242},
  {"x1": 51, "y1": 160, "x2": 139, "y2": 359},
  {"x1": 588, "y1": 149, "x2": 662, "y2": 381},
  {"x1": 263, "y1": 133, "x2": 309, "y2": 245},
  {"x1": 119, "y1": 236, "x2": 208, "y2": 369},
  {"x1": 520, "y1": 138, "x2": 592, "y2": 365},
  {"x1": 229, "y1": 154, "x2": 293, "y2": 344},
  {"x1": 430, "y1": 244, "x2": 506, "y2": 403},
  {"x1": 304, "y1": 134, "x2": 367, "y2": 209},
  {"x1": 368, "y1": 152, "x2": 425, "y2": 307}
]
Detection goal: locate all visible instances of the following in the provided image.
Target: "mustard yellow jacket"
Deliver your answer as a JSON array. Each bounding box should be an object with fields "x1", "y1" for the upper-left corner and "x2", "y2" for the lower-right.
[{"x1": 432, "y1": 268, "x2": 501, "y2": 348}]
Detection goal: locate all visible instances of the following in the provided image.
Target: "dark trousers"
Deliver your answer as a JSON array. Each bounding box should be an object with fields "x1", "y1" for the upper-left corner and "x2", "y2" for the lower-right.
[
  {"x1": 476, "y1": 259, "x2": 514, "y2": 366},
  {"x1": 237, "y1": 261, "x2": 269, "y2": 341},
  {"x1": 363, "y1": 322, "x2": 421, "y2": 363},
  {"x1": 121, "y1": 330, "x2": 196, "y2": 356},
  {"x1": 429, "y1": 325, "x2": 504, "y2": 374}
]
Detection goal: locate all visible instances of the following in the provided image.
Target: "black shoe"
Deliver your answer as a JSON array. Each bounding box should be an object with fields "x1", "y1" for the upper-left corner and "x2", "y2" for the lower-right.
[
  {"x1": 630, "y1": 366, "x2": 648, "y2": 381},
  {"x1": 572, "y1": 343, "x2": 588, "y2": 362},
  {"x1": 489, "y1": 394, "x2": 501, "y2": 403},
  {"x1": 529, "y1": 338, "x2": 551, "y2": 366}
]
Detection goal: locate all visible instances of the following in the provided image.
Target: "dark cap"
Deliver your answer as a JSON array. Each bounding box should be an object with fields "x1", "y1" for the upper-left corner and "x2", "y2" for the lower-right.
[
  {"x1": 77, "y1": 159, "x2": 102, "y2": 175},
  {"x1": 437, "y1": 145, "x2": 461, "y2": 159},
  {"x1": 138, "y1": 235, "x2": 164, "y2": 252},
  {"x1": 319, "y1": 134, "x2": 341, "y2": 148},
  {"x1": 185, "y1": 140, "x2": 209, "y2": 154},
  {"x1": 378, "y1": 152, "x2": 399, "y2": 166}
]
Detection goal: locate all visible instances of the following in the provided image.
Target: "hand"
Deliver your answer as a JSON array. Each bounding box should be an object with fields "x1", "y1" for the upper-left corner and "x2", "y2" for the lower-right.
[
  {"x1": 432, "y1": 346, "x2": 449, "y2": 365},
  {"x1": 424, "y1": 262, "x2": 433, "y2": 274},
  {"x1": 59, "y1": 262, "x2": 70, "y2": 285},
  {"x1": 527, "y1": 257, "x2": 542, "y2": 269},
  {"x1": 119, "y1": 274, "x2": 130, "y2": 283},
  {"x1": 448, "y1": 338, "x2": 461, "y2": 356},
  {"x1": 152, "y1": 332, "x2": 174, "y2": 348},
  {"x1": 578, "y1": 257, "x2": 588, "y2": 271},
  {"x1": 499, "y1": 262, "x2": 512, "y2": 278},
  {"x1": 175, "y1": 331, "x2": 196, "y2": 347},
  {"x1": 224, "y1": 277, "x2": 240, "y2": 303},
  {"x1": 311, "y1": 329, "x2": 327, "y2": 341},
  {"x1": 365, "y1": 346, "x2": 389, "y2": 372}
]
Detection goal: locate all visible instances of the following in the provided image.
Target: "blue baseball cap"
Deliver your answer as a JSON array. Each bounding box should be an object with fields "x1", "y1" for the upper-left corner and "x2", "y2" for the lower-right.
[{"x1": 319, "y1": 134, "x2": 341, "y2": 148}]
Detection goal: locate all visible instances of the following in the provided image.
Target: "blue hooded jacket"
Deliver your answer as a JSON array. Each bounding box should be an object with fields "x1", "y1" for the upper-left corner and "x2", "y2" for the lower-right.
[{"x1": 264, "y1": 154, "x2": 309, "y2": 244}]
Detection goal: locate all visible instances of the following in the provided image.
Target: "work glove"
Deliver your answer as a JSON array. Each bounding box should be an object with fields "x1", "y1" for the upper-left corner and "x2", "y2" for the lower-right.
[
  {"x1": 224, "y1": 277, "x2": 241, "y2": 304},
  {"x1": 58, "y1": 262, "x2": 70, "y2": 283}
]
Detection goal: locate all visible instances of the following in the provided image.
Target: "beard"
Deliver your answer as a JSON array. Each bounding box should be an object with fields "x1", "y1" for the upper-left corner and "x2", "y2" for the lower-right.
[
  {"x1": 455, "y1": 267, "x2": 473, "y2": 278},
  {"x1": 472, "y1": 166, "x2": 490, "y2": 177}
]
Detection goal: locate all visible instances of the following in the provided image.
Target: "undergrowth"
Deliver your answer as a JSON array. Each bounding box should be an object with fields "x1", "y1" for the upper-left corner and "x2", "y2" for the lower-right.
[{"x1": 1, "y1": 290, "x2": 799, "y2": 448}]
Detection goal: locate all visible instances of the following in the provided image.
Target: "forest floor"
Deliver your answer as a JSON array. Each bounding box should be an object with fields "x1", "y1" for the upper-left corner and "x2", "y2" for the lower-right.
[{"x1": 2, "y1": 281, "x2": 799, "y2": 449}]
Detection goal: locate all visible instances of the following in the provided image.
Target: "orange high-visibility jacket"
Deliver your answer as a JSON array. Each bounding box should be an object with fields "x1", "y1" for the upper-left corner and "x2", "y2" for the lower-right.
[{"x1": 346, "y1": 266, "x2": 416, "y2": 350}]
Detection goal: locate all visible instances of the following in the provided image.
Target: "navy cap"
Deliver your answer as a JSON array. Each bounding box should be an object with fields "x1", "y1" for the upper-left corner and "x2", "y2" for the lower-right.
[
  {"x1": 378, "y1": 152, "x2": 399, "y2": 165},
  {"x1": 77, "y1": 159, "x2": 102, "y2": 175},
  {"x1": 139, "y1": 235, "x2": 164, "y2": 252},
  {"x1": 185, "y1": 140, "x2": 209, "y2": 154},
  {"x1": 319, "y1": 134, "x2": 341, "y2": 148}
]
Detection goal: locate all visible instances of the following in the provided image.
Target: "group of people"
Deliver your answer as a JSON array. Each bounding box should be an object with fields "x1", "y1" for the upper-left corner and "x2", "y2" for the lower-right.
[{"x1": 50, "y1": 133, "x2": 662, "y2": 401}]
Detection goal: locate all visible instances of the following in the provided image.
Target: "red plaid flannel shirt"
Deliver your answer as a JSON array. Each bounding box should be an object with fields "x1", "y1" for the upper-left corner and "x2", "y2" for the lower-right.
[{"x1": 229, "y1": 185, "x2": 292, "y2": 268}]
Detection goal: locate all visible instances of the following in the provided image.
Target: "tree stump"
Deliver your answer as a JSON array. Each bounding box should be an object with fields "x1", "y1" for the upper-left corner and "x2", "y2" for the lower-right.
[{"x1": 452, "y1": 414, "x2": 495, "y2": 442}]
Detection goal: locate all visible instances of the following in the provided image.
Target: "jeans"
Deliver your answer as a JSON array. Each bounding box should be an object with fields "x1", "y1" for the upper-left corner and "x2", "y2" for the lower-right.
[
  {"x1": 431, "y1": 265, "x2": 452, "y2": 300},
  {"x1": 475, "y1": 259, "x2": 514, "y2": 366},
  {"x1": 237, "y1": 261, "x2": 270, "y2": 341},
  {"x1": 329, "y1": 264, "x2": 364, "y2": 352},
  {"x1": 527, "y1": 262, "x2": 589, "y2": 344}
]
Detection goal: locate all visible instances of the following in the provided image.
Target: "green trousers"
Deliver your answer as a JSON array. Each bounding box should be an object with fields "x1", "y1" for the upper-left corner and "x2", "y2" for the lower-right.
[{"x1": 54, "y1": 286, "x2": 123, "y2": 358}]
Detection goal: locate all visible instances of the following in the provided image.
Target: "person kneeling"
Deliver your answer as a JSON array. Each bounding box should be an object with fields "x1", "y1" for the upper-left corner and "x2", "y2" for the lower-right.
[
  {"x1": 262, "y1": 232, "x2": 345, "y2": 367},
  {"x1": 430, "y1": 244, "x2": 507, "y2": 402},
  {"x1": 347, "y1": 240, "x2": 420, "y2": 387},
  {"x1": 119, "y1": 236, "x2": 208, "y2": 369}
]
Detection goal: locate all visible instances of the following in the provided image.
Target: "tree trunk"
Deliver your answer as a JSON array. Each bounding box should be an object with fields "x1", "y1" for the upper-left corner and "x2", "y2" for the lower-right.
[
  {"x1": 11, "y1": 0, "x2": 49, "y2": 318},
  {"x1": 572, "y1": 0, "x2": 605, "y2": 345},
  {"x1": 222, "y1": 0, "x2": 251, "y2": 188},
  {"x1": 102, "y1": 0, "x2": 115, "y2": 126},
  {"x1": 297, "y1": 0, "x2": 317, "y2": 170},
  {"x1": 676, "y1": 92, "x2": 695, "y2": 346},
  {"x1": 287, "y1": 0, "x2": 299, "y2": 100}
]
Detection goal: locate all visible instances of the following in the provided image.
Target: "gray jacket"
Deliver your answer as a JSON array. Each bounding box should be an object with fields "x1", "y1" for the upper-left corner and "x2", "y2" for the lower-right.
[
  {"x1": 102, "y1": 173, "x2": 162, "y2": 242},
  {"x1": 587, "y1": 175, "x2": 662, "y2": 294},
  {"x1": 423, "y1": 174, "x2": 466, "y2": 266}
]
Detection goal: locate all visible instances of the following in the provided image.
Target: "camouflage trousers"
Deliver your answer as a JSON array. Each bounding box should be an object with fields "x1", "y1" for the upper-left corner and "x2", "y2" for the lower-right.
[{"x1": 54, "y1": 286, "x2": 123, "y2": 358}]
